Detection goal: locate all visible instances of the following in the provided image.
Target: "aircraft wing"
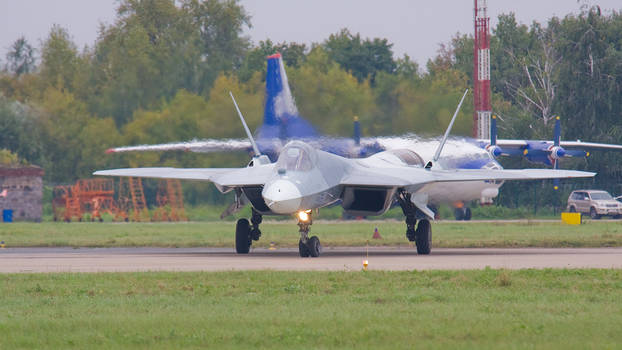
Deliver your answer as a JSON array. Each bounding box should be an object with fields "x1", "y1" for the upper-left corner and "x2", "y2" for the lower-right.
[
  {"x1": 341, "y1": 167, "x2": 595, "y2": 189},
  {"x1": 480, "y1": 139, "x2": 622, "y2": 151},
  {"x1": 559, "y1": 141, "x2": 622, "y2": 150},
  {"x1": 105, "y1": 139, "x2": 252, "y2": 154},
  {"x1": 93, "y1": 164, "x2": 275, "y2": 190}
]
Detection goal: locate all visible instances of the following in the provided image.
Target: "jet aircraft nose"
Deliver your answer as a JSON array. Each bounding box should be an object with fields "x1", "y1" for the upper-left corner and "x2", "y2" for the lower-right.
[{"x1": 262, "y1": 180, "x2": 302, "y2": 214}]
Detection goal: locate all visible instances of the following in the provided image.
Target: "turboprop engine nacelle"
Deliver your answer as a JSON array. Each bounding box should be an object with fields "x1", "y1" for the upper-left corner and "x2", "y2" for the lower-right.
[{"x1": 548, "y1": 146, "x2": 566, "y2": 160}]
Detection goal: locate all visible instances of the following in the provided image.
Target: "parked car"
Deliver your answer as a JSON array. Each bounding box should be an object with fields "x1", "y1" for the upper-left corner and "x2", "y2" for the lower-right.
[{"x1": 567, "y1": 190, "x2": 622, "y2": 219}]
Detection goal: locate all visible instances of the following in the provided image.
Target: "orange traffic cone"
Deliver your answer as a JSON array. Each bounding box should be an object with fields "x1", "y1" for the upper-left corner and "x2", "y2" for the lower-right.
[{"x1": 372, "y1": 227, "x2": 382, "y2": 239}]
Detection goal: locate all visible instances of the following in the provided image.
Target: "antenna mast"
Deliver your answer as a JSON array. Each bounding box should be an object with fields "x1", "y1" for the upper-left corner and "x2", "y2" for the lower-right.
[{"x1": 473, "y1": 0, "x2": 491, "y2": 139}]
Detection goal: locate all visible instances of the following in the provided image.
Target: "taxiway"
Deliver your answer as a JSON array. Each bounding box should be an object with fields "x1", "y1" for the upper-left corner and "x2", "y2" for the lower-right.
[{"x1": 1, "y1": 246, "x2": 621, "y2": 272}]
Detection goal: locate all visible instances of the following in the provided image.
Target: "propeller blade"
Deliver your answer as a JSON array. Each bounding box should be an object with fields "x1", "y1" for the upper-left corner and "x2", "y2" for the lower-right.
[
  {"x1": 491, "y1": 115, "x2": 497, "y2": 146},
  {"x1": 565, "y1": 150, "x2": 589, "y2": 158},
  {"x1": 553, "y1": 116, "x2": 561, "y2": 147},
  {"x1": 553, "y1": 158, "x2": 560, "y2": 190}
]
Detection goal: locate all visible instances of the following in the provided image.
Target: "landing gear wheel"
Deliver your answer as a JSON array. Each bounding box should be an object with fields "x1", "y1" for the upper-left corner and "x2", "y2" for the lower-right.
[
  {"x1": 590, "y1": 207, "x2": 601, "y2": 220},
  {"x1": 415, "y1": 219, "x2": 431, "y2": 255},
  {"x1": 235, "y1": 218, "x2": 252, "y2": 254},
  {"x1": 298, "y1": 239, "x2": 310, "y2": 257},
  {"x1": 454, "y1": 208, "x2": 464, "y2": 221},
  {"x1": 464, "y1": 207, "x2": 472, "y2": 221},
  {"x1": 307, "y1": 236, "x2": 322, "y2": 257}
]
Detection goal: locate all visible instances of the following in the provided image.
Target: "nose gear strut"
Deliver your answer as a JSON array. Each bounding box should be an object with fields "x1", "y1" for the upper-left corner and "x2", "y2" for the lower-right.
[{"x1": 297, "y1": 211, "x2": 321, "y2": 257}]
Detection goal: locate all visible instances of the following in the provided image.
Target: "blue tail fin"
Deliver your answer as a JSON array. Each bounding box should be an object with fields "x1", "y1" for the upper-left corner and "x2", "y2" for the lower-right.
[{"x1": 258, "y1": 53, "x2": 317, "y2": 140}]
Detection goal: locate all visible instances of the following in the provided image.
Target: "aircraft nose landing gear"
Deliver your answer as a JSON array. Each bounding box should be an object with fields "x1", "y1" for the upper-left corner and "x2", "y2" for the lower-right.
[{"x1": 297, "y1": 210, "x2": 321, "y2": 257}]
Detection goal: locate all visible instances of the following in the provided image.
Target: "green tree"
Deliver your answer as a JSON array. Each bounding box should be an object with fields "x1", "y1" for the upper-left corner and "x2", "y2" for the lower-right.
[
  {"x1": 5, "y1": 36, "x2": 36, "y2": 76},
  {"x1": 0, "y1": 97, "x2": 45, "y2": 165},
  {"x1": 181, "y1": 0, "x2": 251, "y2": 91},
  {"x1": 39, "y1": 25, "x2": 80, "y2": 91},
  {"x1": 323, "y1": 28, "x2": 396, "y2": 84},
  {"x1": 288, "y1": 48, "x2": 377, "y2": 136}
]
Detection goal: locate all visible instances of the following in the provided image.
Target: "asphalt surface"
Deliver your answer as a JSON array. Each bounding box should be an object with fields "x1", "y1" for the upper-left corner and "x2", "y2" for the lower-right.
[{"x1": 1, "y1": 246, "x2": 622, "y2": 272}]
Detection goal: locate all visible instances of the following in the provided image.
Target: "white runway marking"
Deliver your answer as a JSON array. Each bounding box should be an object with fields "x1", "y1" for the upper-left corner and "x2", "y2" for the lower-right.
[{"x1": 1, "y1": 247, "x2": 622, "y2": 272}]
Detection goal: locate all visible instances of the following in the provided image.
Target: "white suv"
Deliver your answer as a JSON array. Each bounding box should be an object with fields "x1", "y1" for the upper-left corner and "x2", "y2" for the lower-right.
[{"x1": 567, "y1": 190, "x2": 622, "y2": 219}]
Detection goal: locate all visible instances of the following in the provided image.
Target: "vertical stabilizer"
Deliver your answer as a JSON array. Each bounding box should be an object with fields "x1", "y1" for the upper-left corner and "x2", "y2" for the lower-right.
[{"x1": 259, "y1": 53, "x2": 316, "y2": 139}]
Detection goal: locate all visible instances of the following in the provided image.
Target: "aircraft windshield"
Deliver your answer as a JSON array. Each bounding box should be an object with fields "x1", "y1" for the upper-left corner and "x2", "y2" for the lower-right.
[
  {"x1": 277, "y1": 146, "x2": 313, "y2": 172},
  {"x1": 591, "y1": 192, "x2": 613, "y2": 200}
]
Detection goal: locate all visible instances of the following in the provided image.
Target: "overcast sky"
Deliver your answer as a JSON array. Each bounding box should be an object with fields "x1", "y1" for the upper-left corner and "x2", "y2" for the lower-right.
[{"x1": 1, "y1": 0, "x2": 620, "y2": 67}]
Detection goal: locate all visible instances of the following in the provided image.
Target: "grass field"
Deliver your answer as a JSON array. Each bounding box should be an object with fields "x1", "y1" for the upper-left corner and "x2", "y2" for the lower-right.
[
  {"x1": 1, "y1": 220, "x2": 622, "y2": 248},
  {"x1": 0, "y1": 269, "x2": 620, "y2": 349}
]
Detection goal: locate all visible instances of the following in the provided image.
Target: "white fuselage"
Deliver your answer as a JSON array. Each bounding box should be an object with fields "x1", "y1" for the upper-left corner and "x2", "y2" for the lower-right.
[{"x1": 261, "y1": 140, "x2": 504, "y2": 215}]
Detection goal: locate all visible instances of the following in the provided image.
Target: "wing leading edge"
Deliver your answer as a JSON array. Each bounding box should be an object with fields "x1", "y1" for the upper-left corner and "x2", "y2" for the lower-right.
[
  {"x1": 93, "y1": 164, "x2": 275, "y2": 190},
  {"x1": 340, "y1": 167, "x2": 595, "y2": 189}
]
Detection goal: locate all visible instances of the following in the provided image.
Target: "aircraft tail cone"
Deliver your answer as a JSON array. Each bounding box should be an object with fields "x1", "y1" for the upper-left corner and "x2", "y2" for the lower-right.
[{"x1": 372, "y1": 227, "x2": 382, "y2": 239}]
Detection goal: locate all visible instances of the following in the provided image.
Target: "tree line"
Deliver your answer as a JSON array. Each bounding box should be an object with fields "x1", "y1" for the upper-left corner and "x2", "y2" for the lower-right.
[{"x1": 1, "y1": 1, "x2": 621, "y2": 207}]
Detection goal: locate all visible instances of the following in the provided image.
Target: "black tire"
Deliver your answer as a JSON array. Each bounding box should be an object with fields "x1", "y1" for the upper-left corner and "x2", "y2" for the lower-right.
[
  {"x1": 307, "y1": 236, "x2": 322, "y2": 257},
  {"x1": 235, "y1": 218, "x2": 252, "y2": 254},
  {"x1": 569, "y1": 206, "x2": 576, "y2": 213},
  {"x1": 299, "y1": 239, "x2": 310, "y2": 257},
  {"x1": 464, "y1": 207, "x2": 472, "y2": 221},
  {"x1": 590, "y1": 207, "x2": 601, "y2": 220},
  {"x1": 454, "y1": 208, "x2": 464, "y2": 221},
  {"x1": 415, "y1": 220, "x2": 431, "y2": 255}
]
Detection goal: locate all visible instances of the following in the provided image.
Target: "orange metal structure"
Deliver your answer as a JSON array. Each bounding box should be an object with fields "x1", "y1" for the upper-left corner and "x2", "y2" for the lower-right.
[
  {"x1": 53, "y1": 177, "x2": 185, "y2": 222},
  {"x1": 53, "y1": 179, "x2": 119, "y2": 222},
  {"x1": 117, "y1": 177, "x2": 149, "y2": 222},
  {"x1": 152, "y1": 179, "x2": 187, "y2": 221}
]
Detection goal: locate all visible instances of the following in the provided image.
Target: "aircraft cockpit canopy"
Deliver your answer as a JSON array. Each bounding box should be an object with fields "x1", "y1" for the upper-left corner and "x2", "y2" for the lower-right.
[
  {"x1": 387, "y1": 149, "x2": 424, "y2": 167},
  {"x1": 276, "y1": 142, "x2": 316, "y2": 172}
]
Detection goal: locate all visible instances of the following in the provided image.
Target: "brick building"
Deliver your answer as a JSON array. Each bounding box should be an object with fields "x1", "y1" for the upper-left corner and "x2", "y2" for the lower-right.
[{"x1": 0, "y1": 166, "x2": 44, "y2": 221}]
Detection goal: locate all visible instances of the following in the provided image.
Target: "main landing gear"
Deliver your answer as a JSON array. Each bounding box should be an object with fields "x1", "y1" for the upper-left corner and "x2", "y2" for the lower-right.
[
  {"x1": 235, "y1": 208, "x2": 263, "y2": 254},
  {"x1": 454, "y1": 206, "x2": 472, "y2": 221},
  {"x1": 397, "y1": 191, "x2": 432, "y2": 255},
  {"x1": 297, "y1": 211, "x2": 321, "y2": 257}
]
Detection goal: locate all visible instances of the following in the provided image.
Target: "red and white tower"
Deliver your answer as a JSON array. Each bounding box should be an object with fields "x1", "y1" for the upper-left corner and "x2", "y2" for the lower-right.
[{"x1": 473, "y1": 0, "x2": 491, "y2": 139}]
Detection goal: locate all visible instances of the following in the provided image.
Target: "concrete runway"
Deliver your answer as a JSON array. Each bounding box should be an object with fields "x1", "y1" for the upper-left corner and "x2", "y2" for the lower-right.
[{"x1": 1, "y1": 246, "x2": 622, "y2": 272}]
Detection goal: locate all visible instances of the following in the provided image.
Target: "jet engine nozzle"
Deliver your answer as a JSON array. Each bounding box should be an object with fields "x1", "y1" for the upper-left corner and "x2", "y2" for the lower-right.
[{"x1": 262, "y1": 179, "x2": 302, "y2": 214}]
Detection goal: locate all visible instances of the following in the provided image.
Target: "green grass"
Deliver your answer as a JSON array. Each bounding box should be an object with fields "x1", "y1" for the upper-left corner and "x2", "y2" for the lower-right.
[
  {"x1": 0, "y1": 269, "x2": 621, "y2": 349},
  {"x1": 1, "y1": 220, "x2": 622, "y2": 248}
]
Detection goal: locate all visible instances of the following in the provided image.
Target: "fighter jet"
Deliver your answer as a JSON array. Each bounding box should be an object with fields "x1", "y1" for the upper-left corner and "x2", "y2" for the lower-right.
[
  {"x1": 103, "y1": 53, "x2": 621, "y2": 221},
  {"x1": 95, "y1": 94, "x2": 595, "y2": 258}
]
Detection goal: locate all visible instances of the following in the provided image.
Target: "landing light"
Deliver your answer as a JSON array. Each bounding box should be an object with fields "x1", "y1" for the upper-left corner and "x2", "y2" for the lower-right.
[{"x1": 297, "y1": 210, "x2": 311, "y2": 222}]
